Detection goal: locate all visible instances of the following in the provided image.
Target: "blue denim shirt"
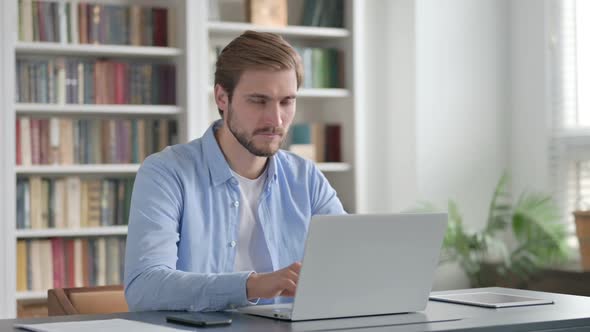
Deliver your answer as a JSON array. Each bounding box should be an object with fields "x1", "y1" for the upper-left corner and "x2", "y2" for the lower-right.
[{"x1": 124, "y1": 120, "x2": 345, "y2": 312}]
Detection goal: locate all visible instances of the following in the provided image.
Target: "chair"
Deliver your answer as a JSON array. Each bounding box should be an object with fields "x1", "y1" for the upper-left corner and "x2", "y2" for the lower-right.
[{"x1": 47, "y1": 285, "x2": 128, "y2": 316}]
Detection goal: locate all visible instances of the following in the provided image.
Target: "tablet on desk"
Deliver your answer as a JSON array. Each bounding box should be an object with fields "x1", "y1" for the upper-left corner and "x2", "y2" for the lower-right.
[{"x1": 429, "y1": 292, "x2": 554, "y2": 308}]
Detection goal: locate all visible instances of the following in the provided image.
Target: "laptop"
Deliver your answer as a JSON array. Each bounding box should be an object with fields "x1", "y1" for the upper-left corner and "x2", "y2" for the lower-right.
[{"x1": 238, "y1": 213, "x2": 448, "y2": 321}]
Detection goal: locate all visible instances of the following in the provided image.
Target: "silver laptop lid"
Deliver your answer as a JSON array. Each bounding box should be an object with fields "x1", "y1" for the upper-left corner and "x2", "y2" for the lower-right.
[{"x1": 290, "y1": 213, "x2": 448, "y2": 321}]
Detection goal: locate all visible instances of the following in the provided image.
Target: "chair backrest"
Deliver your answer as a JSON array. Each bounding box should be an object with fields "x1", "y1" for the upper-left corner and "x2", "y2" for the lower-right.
[{"x1": 47, "y1": 285, "x2": 128, "y2": 316}]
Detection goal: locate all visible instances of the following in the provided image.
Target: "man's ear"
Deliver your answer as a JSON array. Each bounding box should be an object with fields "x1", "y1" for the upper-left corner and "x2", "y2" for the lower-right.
[{"x1": 214, "y1": 84, "x2": 229, "y2": 114}]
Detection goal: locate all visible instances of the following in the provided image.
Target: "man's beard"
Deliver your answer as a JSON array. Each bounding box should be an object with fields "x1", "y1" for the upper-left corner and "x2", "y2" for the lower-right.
[{"x1": 226, "y1": 104, "x2": 286, "y2": 157}]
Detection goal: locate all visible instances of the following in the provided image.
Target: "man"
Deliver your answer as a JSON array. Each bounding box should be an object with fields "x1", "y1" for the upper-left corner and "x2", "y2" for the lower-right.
[{"x1": 124, "y1": 30, "x2": 345, "y2": 312}]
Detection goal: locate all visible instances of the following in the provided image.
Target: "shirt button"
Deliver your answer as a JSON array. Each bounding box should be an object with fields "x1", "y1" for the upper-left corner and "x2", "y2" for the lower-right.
[
  {"x1": 229, "y1": 240, "x2": 236, "y2": 247},
  {"x1": 233, "y1": 201, "x2": 240, "y2": 207}
]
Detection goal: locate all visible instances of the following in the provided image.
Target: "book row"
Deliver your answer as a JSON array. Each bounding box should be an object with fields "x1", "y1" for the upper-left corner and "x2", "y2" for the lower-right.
[
  {"x1": 18, "y1": 0, "x2": 172, "y2": 46},
  {"x1": 16, "y1": 117, "x2": 177, "y2": 165},
  {"x1": 16, "y1": 176, "x2": 134, "y2": 230},
  {"x1": 16, "y1": 236, "x2": 126, "y2": 291},
  {"x1": 289, "y1": 123, "x2": 342, "y2": 162},
  {"x1": 16, "y1": 58, "x2": 176, "y2": 105},
  {"x1": 209, "y1": 46, "x2": 344, "y2": 89}
]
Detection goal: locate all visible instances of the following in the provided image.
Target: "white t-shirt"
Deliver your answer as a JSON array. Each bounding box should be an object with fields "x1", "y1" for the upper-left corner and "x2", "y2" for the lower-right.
[{"x1": 232, "y1": 168, "x2": 273, "y2": 273}]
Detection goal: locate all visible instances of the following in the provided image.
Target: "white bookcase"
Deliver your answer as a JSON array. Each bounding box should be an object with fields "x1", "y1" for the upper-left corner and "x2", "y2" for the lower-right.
[{"x1": 0, "y1": 0, "x2": 364, "y2": 318}]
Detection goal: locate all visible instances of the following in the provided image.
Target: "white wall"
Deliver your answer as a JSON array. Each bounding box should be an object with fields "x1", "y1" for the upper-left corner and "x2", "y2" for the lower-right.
[
  {"x1": 357, "y1": 0, "x2": 418, "y2": 214},
  {"x1": 0, "y1": 0, "x2": 17, "y2": 319},
  {"x1": 509, "y1": 0, "x2": 551, "y2": 196},
  {"x1": 361, "y1": 0, "x2": 511, "y2": 290},
  {"x1": 416, "y1": 0, "x2": 510, "y2": 289}
]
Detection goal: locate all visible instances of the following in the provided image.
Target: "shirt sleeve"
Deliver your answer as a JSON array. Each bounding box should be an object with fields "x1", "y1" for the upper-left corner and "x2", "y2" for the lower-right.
[
  {"x1": 124, "y1": 153, "x2": 253, "y2": 312},
  {"x1": 309, "y1": 163, "x2": 347, "y2": 215}
]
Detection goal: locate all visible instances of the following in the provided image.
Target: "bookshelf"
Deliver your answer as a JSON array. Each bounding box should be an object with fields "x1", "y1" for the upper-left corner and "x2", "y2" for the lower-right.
[
  {"x1": 16, "y1": 226, "x2": 128, "y2": 239},
  {"x1": 15, "y1": 104, "x2": 181, "y2": 115},
  {"x1": 0, "y1": 0, "x2": 363, "y2": 317},
  {"x1": 207, "y1": 21, "x2": 350, "y2": 38},
  {"x1": 15, "y1": 42, "x2": 182, "y2": 57},
  {"x1": 16, "y1": 164, "x2": 140, "y2": 175}
]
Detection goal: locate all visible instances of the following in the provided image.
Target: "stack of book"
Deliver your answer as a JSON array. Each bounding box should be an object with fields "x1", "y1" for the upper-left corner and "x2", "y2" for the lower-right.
[
  {"x1": 16, "y1": 236, "x2": 126, "y2": 291},
  {"x1": 18, "y1": 0, "x2": 173, "y2": 46},
  {"x1": 16, "y1": 176, "x2": 134, "y2": 230},
  {"x1": 301, "y1": 0, "x2": 344, "y2": 28},
  {"x1": 16, "y1": 58, "x2": 176, "y2": 105},
  {"x1": 16, "y1": 117, "x2": 178, "y2": 165},
  {"x1": 294, "y1": 47, "x2": 343, "y2": 89},
  {"x1": 289, "y1": 123, "x2": 342, "y2": 162}
]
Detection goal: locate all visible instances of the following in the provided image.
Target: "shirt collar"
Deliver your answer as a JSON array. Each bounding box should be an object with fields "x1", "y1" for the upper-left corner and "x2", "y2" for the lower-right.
[{"x1": 203, "y1": 120, "x2": 278, "y2": 186}]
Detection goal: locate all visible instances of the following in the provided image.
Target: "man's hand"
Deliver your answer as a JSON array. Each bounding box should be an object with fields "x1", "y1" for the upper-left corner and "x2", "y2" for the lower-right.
[{"x1": 246, "y1": 262, "x2": 302, "y2": 300}]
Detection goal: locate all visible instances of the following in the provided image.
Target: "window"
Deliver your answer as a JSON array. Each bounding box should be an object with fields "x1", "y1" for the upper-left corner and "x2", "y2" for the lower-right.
[{"x1": 552, "y1": 0, "x2": 590, "y2": 250}]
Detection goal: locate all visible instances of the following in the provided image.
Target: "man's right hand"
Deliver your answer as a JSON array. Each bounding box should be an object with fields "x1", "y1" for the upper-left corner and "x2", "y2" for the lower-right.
[{"x1": 246, "y1": 262, "x2": 302, "y2": 300}]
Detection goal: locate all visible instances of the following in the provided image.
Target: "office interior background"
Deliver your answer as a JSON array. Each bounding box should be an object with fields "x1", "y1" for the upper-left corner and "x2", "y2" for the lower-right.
[{"x1": 0, "y1": 0, "x2": 589, "y2": 320}]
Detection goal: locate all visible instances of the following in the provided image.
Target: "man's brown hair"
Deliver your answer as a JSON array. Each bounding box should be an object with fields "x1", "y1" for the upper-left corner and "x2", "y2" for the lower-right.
[{"x1": 214, "y1": 30, "x2": 303, "y2": 118}]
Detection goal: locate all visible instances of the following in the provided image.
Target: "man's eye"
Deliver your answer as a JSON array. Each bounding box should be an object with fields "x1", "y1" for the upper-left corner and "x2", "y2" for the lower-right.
[
  {"x1": 251, "y1": 99, "x2": 266, "y2": 104},
  {"x1": 281, "y1": 99, "x2": 295, "y2": 105}
]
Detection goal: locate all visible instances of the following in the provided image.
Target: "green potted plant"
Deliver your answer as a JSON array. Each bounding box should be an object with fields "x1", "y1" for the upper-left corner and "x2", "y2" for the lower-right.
[{"x1": 413, "y1": 173, "x2": 570, "y2": 287}]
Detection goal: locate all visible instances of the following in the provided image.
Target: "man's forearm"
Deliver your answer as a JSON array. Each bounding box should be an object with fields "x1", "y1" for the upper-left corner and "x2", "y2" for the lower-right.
[{"x1": 125, "y1": 266, "x2": 253, "y2": 312}]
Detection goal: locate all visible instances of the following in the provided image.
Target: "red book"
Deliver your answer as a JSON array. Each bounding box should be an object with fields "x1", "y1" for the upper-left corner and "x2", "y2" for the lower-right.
[
  {"x1": 39, "y1": 119, "x2": 50, "y2": 164},
  {"x1": 325, "y1": 124, "x2": 342, "y2": 162},
  {"x1": 114, "y1": 63, "x2": 125, "y2": 104},
  {"x1": 16, "y1": 118, "x2": 21, "y2": 165},
  {"x1": 30, "y1": 118, "x2": 41, "y2": 165},
  {"x1": 107, "y1": 62, "x2": 115, "y2": 104},
  {"x1": 64, "y1": 239, "x2": 76, "y2": 287},
  {"x1": 37, "y1": 2, "x2": 46, "y2": 42},
  {"x1": 153, "y1": 8, "x2": 168, "y2": 47},
  {"x1": 123, "y1": 63, "x2": 129, "y2": 104},
  {"x1": 79, "y1": 3, "x2": 88, "y2": 44},
  {"x1": 95, "y1": 61, "x2": 105, "y2": 104},
  {"x1": 51, "y1": 238, "x2": 65, "y2": 288}
]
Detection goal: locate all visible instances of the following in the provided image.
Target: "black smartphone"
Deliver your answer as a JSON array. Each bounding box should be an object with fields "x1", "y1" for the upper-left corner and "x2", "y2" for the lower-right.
[{"x1": 166, "y1": 313, "x2": 232, "y2": 327}]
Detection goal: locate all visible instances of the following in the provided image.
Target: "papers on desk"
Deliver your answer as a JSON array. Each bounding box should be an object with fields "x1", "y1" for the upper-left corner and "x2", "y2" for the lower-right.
[{"x1": 14, "y1": 318, "x2": 183, "y2": 332}]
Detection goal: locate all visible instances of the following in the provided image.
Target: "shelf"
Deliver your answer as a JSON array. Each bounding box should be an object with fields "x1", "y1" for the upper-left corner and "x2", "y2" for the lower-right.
[
  {"x1": 15, "y1": 103, "x2": 181, "y2": 116},
  {"x1": 298, "y1": 89, "x2": 350, "y2": 98},
  {"x1": 15, "y1": 42, "x2": 182, "y2": 57},
  {"x1": 16, "y1": 291, "x2": 47, "y2": 301},
  {"x1": 16, "y1": 164, "x2": 140, "y2": 175},
  {"x1": 317, "y1": 163, "x2": 352, "y2": 172},
  {"x1": 208, "y1": 22, "x2": 350, "y2": 39},
  {"x1": 16, "y1": 226, "x2": 128, "y2": 239},
  {"x1": 208, "y1": 88, "x2": 350, "y2": 98}
]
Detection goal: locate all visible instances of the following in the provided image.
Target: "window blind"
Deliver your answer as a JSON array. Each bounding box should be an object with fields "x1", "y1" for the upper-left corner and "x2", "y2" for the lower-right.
[{"x1": 551, "y1": 0, "x2": 590, "y2": 249}]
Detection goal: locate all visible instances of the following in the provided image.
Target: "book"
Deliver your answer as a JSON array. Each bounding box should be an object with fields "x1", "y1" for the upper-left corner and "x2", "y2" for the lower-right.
[
  {"x1": 65, "y1": 177, "x2": 81, "y2": 228},
  {"x1": 86, "y1": 180, "x2": 102, "y2": 228},
  {"x1": 247, "y1": 0, "x2": 287, "y2": 27},
  {"x1": 30, "y1": 240, "x2": 42, "y2": 291},
  {"x1": 325, "y1": 124, "x2": 342, "y2": 162},
  {"x1": 17, "y1": 241, "x2": 28, "y2": 292},
  {"x1": 95, "y1": 237, "x2": 106, "y2": 286},
  {"x1": 29, "y1": 177, "x2": 42, "y2": 229},
  {"x1": 74, "y1": 239, "x2": 84, "y2": 287},
  {"x1": 51, "y1": 238, "x2": 65, "y2": 288},
  {"x1": 53, "y1": 178, "x2": 66, "y2": 228},
  {"x1": 20, "y1": 117, "x2": 32, "y2": 166}
]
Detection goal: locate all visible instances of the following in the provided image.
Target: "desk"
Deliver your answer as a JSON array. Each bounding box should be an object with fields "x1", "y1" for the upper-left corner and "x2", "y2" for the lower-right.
[{"x1": 3, "y1": 287, "x2": 590, "y2": 331}]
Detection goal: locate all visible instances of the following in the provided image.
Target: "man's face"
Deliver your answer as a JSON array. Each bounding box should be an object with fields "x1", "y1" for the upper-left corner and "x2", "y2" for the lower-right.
[{"x1": 223, "y1": 69, "x2": 297, "y2": 157}]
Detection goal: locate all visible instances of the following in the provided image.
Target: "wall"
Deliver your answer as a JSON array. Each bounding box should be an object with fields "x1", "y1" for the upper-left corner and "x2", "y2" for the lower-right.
[
  {"x1": 0, "y1": 0, "x2": 17, "y2": 319},
  {"x1": 509, "y1": 0, "x2": 551, "y2": 196},
  {"x1": 361, "y1": 0, "x2": 511, "y2": 289},
  {"x1": 358, "y1": 0, "x2": 418, "y2": 214}
]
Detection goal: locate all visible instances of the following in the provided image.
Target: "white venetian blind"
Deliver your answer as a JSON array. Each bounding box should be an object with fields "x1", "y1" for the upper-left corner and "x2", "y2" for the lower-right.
[{"x1": 552, "y1": 0, "x2": 590, "y2": 246}]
